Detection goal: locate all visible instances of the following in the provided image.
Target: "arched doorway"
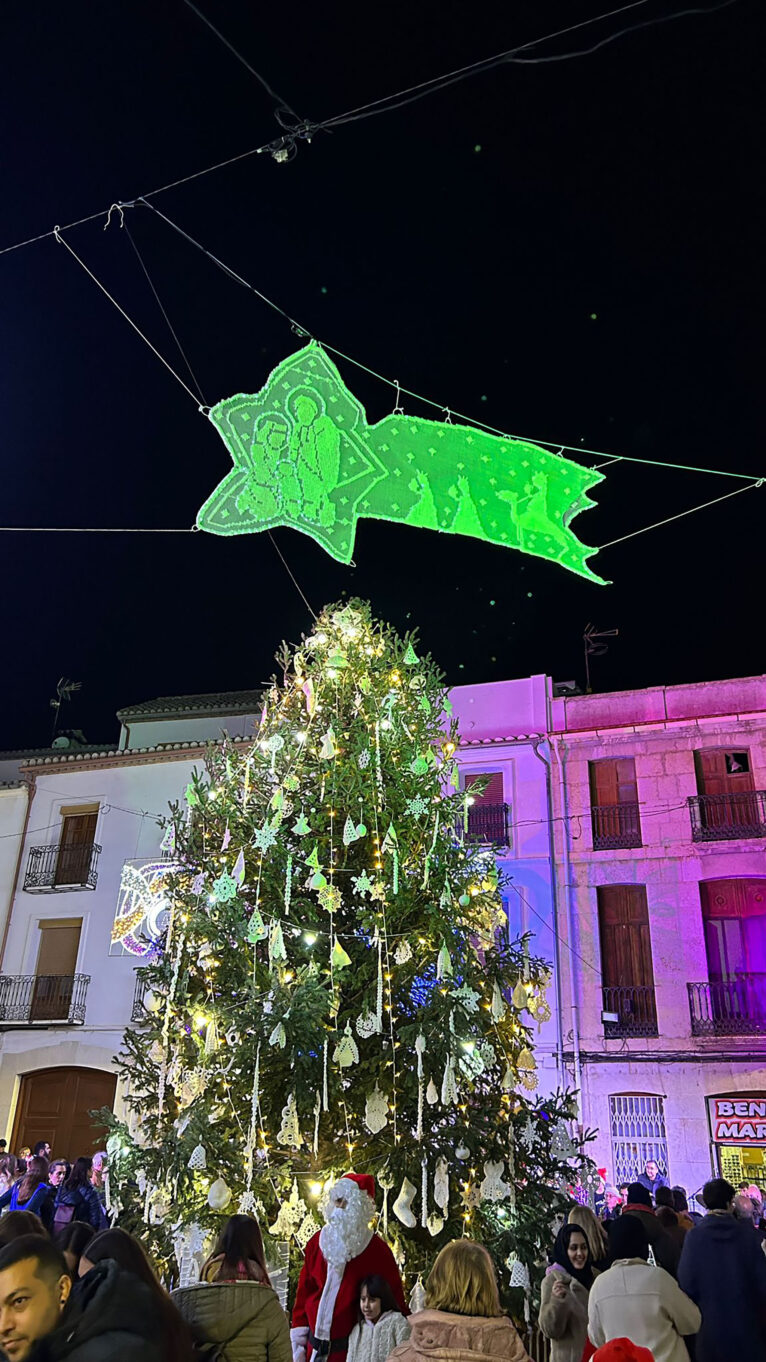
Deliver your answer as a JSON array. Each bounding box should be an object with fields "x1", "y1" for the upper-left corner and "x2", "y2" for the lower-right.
[{"x1": 10, "y1": 1067, "x2": 116, "y2": 1159}]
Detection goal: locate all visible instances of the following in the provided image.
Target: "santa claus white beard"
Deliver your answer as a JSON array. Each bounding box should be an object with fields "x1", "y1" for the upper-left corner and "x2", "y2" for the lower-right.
[{"x1": 319, "y1": 1199, "x2": 373, "y2": 1269}]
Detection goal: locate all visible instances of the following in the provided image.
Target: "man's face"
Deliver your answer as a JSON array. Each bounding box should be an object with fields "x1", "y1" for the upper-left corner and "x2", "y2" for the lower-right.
[
  {"x1": 619, "y1": 1186, "x2": 630, "y2": 1202},
  {"x1": 48, "y1": 1165, "x2": 66, "y2": 1188},
  {"x1": 645, "y1": 1161, "x2": 658, "y2": 1180},
  {"x1": 0, "y1": 1258, "x2": 71, "y2": 1361}
]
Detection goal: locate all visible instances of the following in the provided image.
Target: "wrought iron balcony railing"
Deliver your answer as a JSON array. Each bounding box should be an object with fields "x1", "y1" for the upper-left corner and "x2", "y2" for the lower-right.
[
  {"x1": 688, "y1": 975, "x2": 766, "y2": 1036},
  {"x1": 602, "y1": 984, "x2": 658, "y2": 1037},
  {"x1": 465, "y1": 802, "x2": 511, "y2": 847},
  {"x1": 0, "y1": 974, "x2": 89, "y2": 1025},
  {"x1": 688, "y1": 791, "x2": 766, "y2": 842},
  {"x1": 24, "y1": 842, "x2": 101, "y2": 892},
  {"x1": 591, "y1": 802, "x2": 642, "y2": 850}
]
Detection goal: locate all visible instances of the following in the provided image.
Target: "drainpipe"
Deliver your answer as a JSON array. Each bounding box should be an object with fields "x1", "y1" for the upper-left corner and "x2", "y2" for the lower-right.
[
  {"x1": 0, "y1": 773, "x2": 37, "y2": 970},
  {"x1": 531, "y1": 739, "x2": 565, "y2": 1090},
  {"x1": 548, "y1": 736, "x2": 584, "y2": 1123}
]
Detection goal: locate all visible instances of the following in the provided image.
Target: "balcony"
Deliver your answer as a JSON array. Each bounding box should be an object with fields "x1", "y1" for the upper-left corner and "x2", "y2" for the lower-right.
[
  {"x1": 688, "y1": 791, "x2": 766, "y2": 843},
  {"x1": 688, "y1": 975, "x2": 766, "y2": 1036},
  {"x1": 0, "y1": 974, "x2": 90, "y2": 1026},
  {"x1": 602, "y1": 984, "x2": 658, "y2": 1037},
  {"x1": 465, "y1": 802, "x2": 511, "y2": 847},
  {"x1": 591, "y1": 802, "x2": 642, "y2": 850},
  {"x1": 24, "y1": 842, "x2": 101, "y2": 892}
]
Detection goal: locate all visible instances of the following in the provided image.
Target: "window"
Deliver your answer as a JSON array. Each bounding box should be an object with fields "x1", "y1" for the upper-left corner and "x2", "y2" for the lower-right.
[
  {"x1": 55, "y1": 806, "x2": 98, "y2": 887},
  {"x1": 695, "y1": 749, "x2": 754, "y2": 795},
  {"x1": 589, "y1": 759, "x2": 641, "y2": 849},
  {"x1": 692, "y1": 750, "x2": 764, "y2": 840},
  {"x1": 464, "y1": 771, "x2": 505, "y2": 804},
  {"x1": 598, "y1": 885, "x2": 657, "y2": 1035},
  {"x1": 30, "y1": 918, "x2": 82, "y2": 1021},
  {"x1": 463, "y1": 772, "x2": 509, "y2": 847},
  {"x1": 609, "y1": 1094, "x2": 668, "y2": 1186}
]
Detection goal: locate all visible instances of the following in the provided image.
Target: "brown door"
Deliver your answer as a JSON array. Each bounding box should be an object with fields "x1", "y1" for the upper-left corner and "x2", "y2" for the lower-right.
[
  {"x1": 31, "y1": 920, "x2": 81, "y2": 1021},
  {"x1": 54, "y1": 812, "x2": 97, "y2": 886},
  {"x1": 598, "y1": 884, "x2": 656, "y2": 1029},
  {"x1": 695, "y1": 750, "x2": 756, "y2": 834},
  {"x1": 10, "y1": 1067, "x2": 116, "y2": 1161}
]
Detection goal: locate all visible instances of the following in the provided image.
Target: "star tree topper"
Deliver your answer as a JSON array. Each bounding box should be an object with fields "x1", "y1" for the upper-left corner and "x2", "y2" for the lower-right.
[{"x1": 197, "y1": 343, "x2": 606, "y2": 582}]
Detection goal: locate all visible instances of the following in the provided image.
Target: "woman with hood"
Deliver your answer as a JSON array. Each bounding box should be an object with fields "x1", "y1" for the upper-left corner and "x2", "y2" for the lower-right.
[
  {"x1": 539, "y1": 1223, "x2": 595, "y2": 1362},
  {"x1": 588, "y1": 1214, "x2": 700, "y2": 1362},
  {"x1": 171, "y1": 1213, "x2": 291, "y2": 1362},
  {"x1": 388, "y1": 1240, "x2": 531, "y2": 1362}
]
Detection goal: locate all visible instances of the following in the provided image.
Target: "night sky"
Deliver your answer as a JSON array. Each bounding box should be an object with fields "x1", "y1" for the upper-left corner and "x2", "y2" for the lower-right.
[{"x1": 2, "y1": 0, "x2": 762, "y2": 751}]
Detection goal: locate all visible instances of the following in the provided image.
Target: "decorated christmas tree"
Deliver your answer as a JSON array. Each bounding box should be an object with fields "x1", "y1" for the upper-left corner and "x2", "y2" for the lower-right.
[{"x1": 106, "y1": 599, "x2": 590, "y2": 1302}]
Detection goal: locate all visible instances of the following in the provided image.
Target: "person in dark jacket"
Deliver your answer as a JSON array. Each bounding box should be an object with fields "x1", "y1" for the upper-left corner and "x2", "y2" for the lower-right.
[
  {"x1": 0, "y1": 1232, "x2": 165, "y2": 1361},
  {"x1": 678, "y1": 1176, "x2": 766, "y2": 1362},
  {"x1": 637, "y1": 1160, "x2": 670, "y2": 1198},
  {"x1": 616, "y1": 1183, "x2": 680, "y2": 1277},
  {"x1": 79, "y1": 1227, "x2": 194, "y2": 1362},
  {"x1": 0, "y1": 1159, "x2": 55, "y2": 1232},
  {"x1": 52, "y1": 1159, "x2": 105, "y2": 1234}
]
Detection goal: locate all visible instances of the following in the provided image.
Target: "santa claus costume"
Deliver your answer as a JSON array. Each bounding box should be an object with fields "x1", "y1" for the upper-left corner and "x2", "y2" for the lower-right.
[{"x1": 291, "y1": 1174, "x2": 407, "y2": 1362}]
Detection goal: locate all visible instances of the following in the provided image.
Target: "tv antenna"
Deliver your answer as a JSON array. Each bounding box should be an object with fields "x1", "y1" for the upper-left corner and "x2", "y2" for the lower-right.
[
  {"x1": 50, "y1": 677, "x2": 82, "y2": 740},
  {"x1": 583, "y1": 624, "x2": 618, "y2": 693}
]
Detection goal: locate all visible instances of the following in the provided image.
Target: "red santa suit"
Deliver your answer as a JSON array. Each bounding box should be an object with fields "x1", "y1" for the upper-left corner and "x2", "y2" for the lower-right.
[{"x1": 291, "y1": 1174, "x2": 407, "y2": 1362}]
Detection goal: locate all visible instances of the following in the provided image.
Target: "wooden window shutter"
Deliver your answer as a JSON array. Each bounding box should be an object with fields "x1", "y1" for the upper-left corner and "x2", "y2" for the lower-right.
[
  {"x1": 590, "y1": 759, "x2": 637, "y2": 807},
  {"x1": 695, "y1": 750, "x2": 754, "y2": 796},
  {"x1": 465, "y1": 771, "x2": 504, "y2": 804},
  {"x1": 598, "y1": 885, "x2": 654, "y2": 989}
]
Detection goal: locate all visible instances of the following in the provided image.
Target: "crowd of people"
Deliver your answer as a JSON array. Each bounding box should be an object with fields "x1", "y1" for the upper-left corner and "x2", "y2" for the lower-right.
[
  {"x1": 0, "y1": 1142, "x2": 108, "y2": 1235},
  {"x1": 0, "y1": 1155, "x2": 764, "y2": 1362},
  {"x1": 539, "y1": 1164, "x2": 766, "y2": 1362}
]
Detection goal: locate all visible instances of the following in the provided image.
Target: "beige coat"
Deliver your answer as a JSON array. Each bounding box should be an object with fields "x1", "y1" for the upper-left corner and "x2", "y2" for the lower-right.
[
  {"x1": 172, "y1": 1279, "x2": 292, "y2": 1362},
  {"x1": 538, "y1": 1268, "x2": 589, "y2": 1362},
  {"x1": 588, "y1": 1258, "x2": 701, "y2": 1362},
  {"x1": 388, "y1": 1309, "x2": 530, "y2": 1362}
]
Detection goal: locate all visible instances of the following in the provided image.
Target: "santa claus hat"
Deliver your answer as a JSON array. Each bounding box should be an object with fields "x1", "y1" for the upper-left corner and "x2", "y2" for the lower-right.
[
  {"x1": 593, "y1": 1341, "x2": 655, "y2": 1362},
  {"x1": 342, "y1": 1172, "x2": 376, "y2": 1202}
]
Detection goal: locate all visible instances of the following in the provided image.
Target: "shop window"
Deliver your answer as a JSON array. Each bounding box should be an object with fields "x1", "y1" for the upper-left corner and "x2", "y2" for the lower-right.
[{"x1": 609, "y1": 1094, "x2": 668, "y2": 1187}]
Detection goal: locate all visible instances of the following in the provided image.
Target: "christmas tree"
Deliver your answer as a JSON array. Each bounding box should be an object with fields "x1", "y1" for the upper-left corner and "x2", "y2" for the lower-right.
[{"x1": 106, "y1": 599, "x2": 590, "y2": 1301}]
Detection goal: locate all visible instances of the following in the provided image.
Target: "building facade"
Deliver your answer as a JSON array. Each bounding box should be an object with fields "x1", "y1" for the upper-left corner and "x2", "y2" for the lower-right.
[
  {"x1": 549, "y1": 675, "x2": 766, "y2": 1200},
  {"x1": 1, "y1": 670, "x2": 764, "y2": 1199}
]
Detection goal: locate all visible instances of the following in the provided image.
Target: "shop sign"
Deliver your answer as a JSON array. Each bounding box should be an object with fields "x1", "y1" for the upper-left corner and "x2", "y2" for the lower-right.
[{"x1": 708, "y1": 1096, "x2": 766, "y2": 1145}]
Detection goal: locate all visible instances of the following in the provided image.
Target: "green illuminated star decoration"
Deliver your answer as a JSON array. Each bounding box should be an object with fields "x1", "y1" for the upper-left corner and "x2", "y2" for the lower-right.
[{"x1": 197, "y1": 342, "x2": 606, "y2": 582}]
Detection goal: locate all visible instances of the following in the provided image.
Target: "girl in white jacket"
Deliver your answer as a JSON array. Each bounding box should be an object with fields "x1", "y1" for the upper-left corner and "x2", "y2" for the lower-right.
[
  {"x1": 588, "y1": 1214, "x2": 700, "y2": 1362},
  {"x1": 346, "y1": 1274, "x2": 410, "y2": 1362}
]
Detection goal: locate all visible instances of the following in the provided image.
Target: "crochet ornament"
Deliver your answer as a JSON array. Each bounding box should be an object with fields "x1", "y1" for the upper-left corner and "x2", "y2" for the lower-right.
[{"x1": 197, "y1": 343, "x2": 606, "y2": 582}]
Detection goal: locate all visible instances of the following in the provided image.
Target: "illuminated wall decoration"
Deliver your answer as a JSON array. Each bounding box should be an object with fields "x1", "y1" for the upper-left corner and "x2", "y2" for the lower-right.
[
  {"x1": 197, "y1": 343, "x2": 606, "y2": 583},
  {"x1": 112, "y1": 861, "x2": 182, "y2": 957}
]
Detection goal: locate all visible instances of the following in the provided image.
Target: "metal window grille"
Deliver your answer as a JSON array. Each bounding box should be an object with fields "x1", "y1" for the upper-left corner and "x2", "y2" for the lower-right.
[{"x1": 609, "y1": 1094, "x2": 669, "y2": 1186}]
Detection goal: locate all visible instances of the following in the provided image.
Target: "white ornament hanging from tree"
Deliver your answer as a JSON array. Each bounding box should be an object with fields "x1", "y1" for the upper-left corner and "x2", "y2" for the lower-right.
[
  {"x1": 208, "y1": 1177, "x2": 232, "y2": 1211},
  {"x1": 441, "y1": 1055, "x2": 458, "y2": 1106},
  {"x1": 187, "y1": 1144, "x2": 206, "y2": 1171},
  {"x1": 333, "y1": 1021, "x2": 359, "y2": 1068},
  {"x1": 277, "y1": 1093, "x2": 302, "y2": 1147},
  {"x1": 356, "y1": 1006, "x2": 379, "y2": 1039},
  {"x1": 426, "y1": 1078, "x2": 439, "y2": 1105},
  {"x1": 394, "y1": 937, "x2": 412, "y2": 964},
  {"x1": 480, "y1": 1160, "x2": 512, "y2": 1203},
  {"x1": 393, "y1": 1177, "x2": 417, "y2": 1228},
  {"x1": 364, "y1": 1084, "x2": 389, "y2": 1135},
  {"x1": 491, "y1": 981, "x2": 506, "y2": 1022},
  {"x1": 415, "y1": 1033, "x2": 426, "y2": 1140},
  {"x1": 434, "y1": 1157, "x2": 450, "y2": 1214}
]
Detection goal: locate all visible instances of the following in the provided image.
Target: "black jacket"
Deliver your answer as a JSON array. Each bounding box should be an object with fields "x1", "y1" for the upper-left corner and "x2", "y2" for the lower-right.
[
  {"x1": 52, "y1": 1184, "x2": 106, "y2": 1231},
  {"x1": 24, "y1": 1259, "x2": 165, "y2": 1362},
  {"x1": 678, "y1": 1211, "x2": 766, "y2": 1362}
]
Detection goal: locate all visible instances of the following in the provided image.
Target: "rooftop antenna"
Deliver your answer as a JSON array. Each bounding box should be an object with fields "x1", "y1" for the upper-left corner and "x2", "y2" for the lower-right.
[
  {"x1": 50, "y1": 677, "x2": 82, "y2": 740},
  {"x1": 583, "y1": 624, "x2": 618, "y2": 693}
]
